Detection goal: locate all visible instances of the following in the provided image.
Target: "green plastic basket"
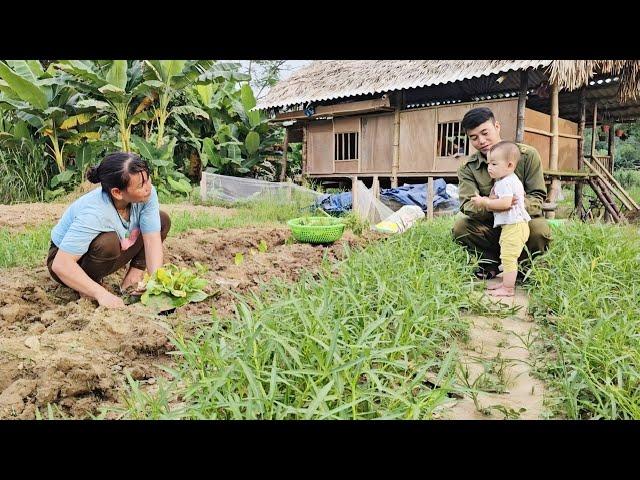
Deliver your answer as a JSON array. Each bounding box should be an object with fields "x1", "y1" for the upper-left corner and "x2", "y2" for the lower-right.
[{"x1": 287, "y1": 216, "x2": 346, "y2": 244}]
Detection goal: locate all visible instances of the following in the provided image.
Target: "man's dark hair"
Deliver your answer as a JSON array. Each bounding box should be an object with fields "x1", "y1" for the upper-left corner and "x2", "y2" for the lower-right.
[
  {"x1": 86, "y1": 152, "x2": 150, "y2": 195},
  {"x1": 461, "y1": 107, "x2": 496, "y2": 132}
]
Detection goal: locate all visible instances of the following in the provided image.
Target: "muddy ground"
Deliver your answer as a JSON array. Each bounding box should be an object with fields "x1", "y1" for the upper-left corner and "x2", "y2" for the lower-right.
[{"x1": 0, "y1": 209, "x2": 374, "y2": 419}]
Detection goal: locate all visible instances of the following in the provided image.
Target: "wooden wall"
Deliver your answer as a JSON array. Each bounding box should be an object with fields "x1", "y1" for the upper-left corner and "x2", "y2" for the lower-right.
[
  {"x1": 523, "y1": 107, "x2": 578, "y2": 171},
  {"x1": 361, "y1": 113, "x2": 394, "y2": 173},
  {"x1": 303, "y1": 97, "x2": 579, "y2": 176}
]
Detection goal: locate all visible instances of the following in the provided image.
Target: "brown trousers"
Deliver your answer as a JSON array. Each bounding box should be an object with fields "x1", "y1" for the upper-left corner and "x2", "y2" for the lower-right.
[
  {"x1": 47, "y1": 210, "x2": 171, "y2": 285},
  {"x1": 452, "y1": 214, "x2": 552, "y2": 272}
]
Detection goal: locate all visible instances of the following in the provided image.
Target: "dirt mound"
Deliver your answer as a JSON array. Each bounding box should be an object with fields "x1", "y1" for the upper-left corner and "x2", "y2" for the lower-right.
[{"x1": 0, "y1": 225, "x2": 376, "y2": 419}]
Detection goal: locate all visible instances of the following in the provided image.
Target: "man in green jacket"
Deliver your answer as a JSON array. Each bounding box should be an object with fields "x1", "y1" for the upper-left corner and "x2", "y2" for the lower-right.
[{"x1": 453, "y1": 107, "x2": 552, "y2": 278}]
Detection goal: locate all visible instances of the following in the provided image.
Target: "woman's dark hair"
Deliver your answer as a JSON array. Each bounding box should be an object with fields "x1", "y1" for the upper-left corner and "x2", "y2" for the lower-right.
[
  {"x1": 86, "y1": 152, "x2": 150, "y2": 194},
  {"x1": 461, "y1": 107, "x2": 496, "y2": 133}
]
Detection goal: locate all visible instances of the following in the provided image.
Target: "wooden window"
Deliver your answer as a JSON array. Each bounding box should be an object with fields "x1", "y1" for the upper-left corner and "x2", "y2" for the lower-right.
[
  {"x1": 334, "y1": 132, "x2": 359, "y2": 160},
  {"x1": 437, "y1": 121, "x2": 469, "y2": 157}
]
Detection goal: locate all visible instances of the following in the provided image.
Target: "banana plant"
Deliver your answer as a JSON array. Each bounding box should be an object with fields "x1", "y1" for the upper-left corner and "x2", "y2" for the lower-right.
[
  {"x1": 0, "y1": 60, "x2": 99, "y2": 173},
  {"x1": 140, "y1": 60, "x2": 247, "y2": 148},
  {"x1": 53, "y1": 60, "x2": 154, "y2": 152},
  {"x1": 187, "y1": 78, "x2": 280, "y2": 177}
]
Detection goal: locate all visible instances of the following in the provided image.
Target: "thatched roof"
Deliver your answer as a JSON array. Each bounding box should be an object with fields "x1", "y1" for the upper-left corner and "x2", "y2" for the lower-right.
[
  {"x1": 258, "y1": 60, "x2": 640, "y2": 111},
  {"x1": 548, "y1": 60, "x2": 640, "y2": 102},
  {"x1": 257, "y1": 60, "x2": 551, "y2": 110}
]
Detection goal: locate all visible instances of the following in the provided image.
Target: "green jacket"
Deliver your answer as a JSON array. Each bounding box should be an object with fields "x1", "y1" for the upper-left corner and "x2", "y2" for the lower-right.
[{"x1": 457, "y1": 143, "x2": 547, "y2": 222}]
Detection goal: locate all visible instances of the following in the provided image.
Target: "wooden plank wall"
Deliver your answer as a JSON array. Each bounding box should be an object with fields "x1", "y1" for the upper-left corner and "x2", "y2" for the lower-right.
[
  {"x1": 307, "y1": 121, "x2": 334, "y2": 174},
  {"x1": 524, "y1": 107, "x2": 578, "y2": 170},
  {"x1": 398, "y1": 108, "x2": 436, "y2": 172},
  {"x1": 361, "y1": 113, "x2": 395, "y2": 172}
]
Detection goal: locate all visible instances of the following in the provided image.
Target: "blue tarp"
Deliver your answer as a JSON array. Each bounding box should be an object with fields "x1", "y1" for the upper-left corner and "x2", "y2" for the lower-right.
[{"x1": 315, "y1": 179, "x2": 459, "y2": 214}]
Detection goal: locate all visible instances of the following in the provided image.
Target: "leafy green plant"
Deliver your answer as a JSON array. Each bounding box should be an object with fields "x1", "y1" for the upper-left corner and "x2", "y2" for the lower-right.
[{"x1": 140, "y1": 263, "x2": 209, "y2": 311}]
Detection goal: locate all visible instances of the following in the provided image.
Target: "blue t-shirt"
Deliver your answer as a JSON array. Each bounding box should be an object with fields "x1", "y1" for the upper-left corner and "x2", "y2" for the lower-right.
[{"x1": 51, "y1": 185, "x2": 161, "y2": 256}]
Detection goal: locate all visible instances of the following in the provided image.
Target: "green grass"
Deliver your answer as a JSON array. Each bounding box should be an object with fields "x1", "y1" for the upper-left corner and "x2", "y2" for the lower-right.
[
  {"x1": 527, "y1": 221, "x2": 640, "y2": 419},
  {"x1": 0, "y1": 224, "x2": 53, "y2": 269},
  {"x1": 111, "y1": 219, "x2": 479, "y2": 420}
]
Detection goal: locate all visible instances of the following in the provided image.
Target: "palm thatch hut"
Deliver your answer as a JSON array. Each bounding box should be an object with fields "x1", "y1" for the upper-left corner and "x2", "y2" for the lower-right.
[{"x1": 258, "y1": 60, "x2": 640, "y2": 221}]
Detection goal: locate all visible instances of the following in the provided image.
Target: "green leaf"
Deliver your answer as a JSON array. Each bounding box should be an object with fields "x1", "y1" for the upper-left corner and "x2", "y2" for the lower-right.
[
  {"x1": 54, "y1": 61, "x2": 108, "y2": 87},
  {"x1": 160, "y1": 60, "x2": 187, "y2": 82},
  {"x1": 129, "y1": 110, "x2": 153, "y2": 126},
  {"x1": 167, "y1": 177, "x2": 193, "y2": 194},
  {"x1": 0, "y1": 61, "x2": 48, "y2": 110},
  {"x1": 258, "y1": 239, "x2": 268, "y2": 253},
  {"x1": 196, "y1": 83, "x2": 214, "y2": 106},
  {"x1": 50, "y1": 169, "x2": 75, "y2": 188},
  {"x1": 245, "y1": 131, "x2": 260, "y2": 154},
  {"x1": 234, "y1": 252, "x2": 244, "y2": 265},
  {"x1": 106, "y1": 60, "x2": 128, "y2": 91},
  {"x1": 130, "y1": 80, "x2": 165, "y2": 98},
  {"x1": 240, "y1": 83, "x2": 256, "y2": 111},
  {"x1": 185, "y1": 290, "x2": 208, "y2": 303},
  {"x1": 142, "y1": 293, "x2": 175, "y2": 312},
  {"x1": 59, "y1": 113, "x2": 94, "y2": 130},
  {"x1": 171, "y1": 105, "x2": 209, "y2": 120},
  {"x1": 247, "y1": 110, "x2": 262, "y2": 128},
  {"x1": 74, "y1": 99, "x2": 111, "y2": 111},
  {"x1": 6, "y1": 60, "x2": 42, "y2": 83},
  {"x1": 131, "y1": 134, "x2": 163, "y2": 161}
]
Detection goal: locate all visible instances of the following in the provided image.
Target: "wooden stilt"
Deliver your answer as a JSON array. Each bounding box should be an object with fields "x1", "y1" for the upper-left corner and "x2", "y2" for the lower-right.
[
  {"x1": 547, "y1": 81, "x2": 561, "y2": 219},
  {"x1": 427, "y1": 177, "x2": 434, "y2": 220},
  {"x1": 515, "y1": 69, "x2": 528, "y2": 143},
  {"x1": 391, "y1": 100, "x2": 401, "y2": 188},
  {"x1": 352, "y1": 176, "x2": 358, "y2": 216},
  {"x1": 372, "y1": 175, "x2": 380, "y2": 199},
  {"x1": 575, "y1": 88, "x2": 586, "y2": 216},
  {"x1": 280, "y1": 128, "x2": 289, "y2": 182}
]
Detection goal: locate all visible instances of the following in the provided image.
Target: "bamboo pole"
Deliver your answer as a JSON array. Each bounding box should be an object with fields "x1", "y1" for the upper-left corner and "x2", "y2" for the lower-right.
[
  {"x1": 588, "y1": 178, "x2": 620, "y2": 223},
  {"x1": 427, "y1": 177, "x2": 434, "y2": 220},
  {"x1": 583, "y1": 158, "x2": 634, "y2": 211},
  {"x1": 372, "y1": 175, "x2": 380, "y2": 200},
  {"x1": 280, "y1": 128, "x2": 289, "y2": 182},
  {"x1": 590, "y1": 156, "x2": 639, "y2": 209},
  {"x1": 608, "y1": 121, "x2": 616, "y2": 173},
  {"x1": 547, "y1": 81, "x2": 561, "y2": 219},
  {"x1": 575, "y1": 88, "x2": 586, "y2": 214},
  {"x1": 591, "y1": 102, "x2": 598, "y2": 156},
  {"x1": 352, "y1": 176, "x2": 358, "y2": 217},
  {"x1": 515, "y1": 69, "x2": 528, "y2": 143},
  {"x1": 302, "y1": 124, "x2": 308, "y2": 177},
  {"x1": 391, "y1": 104, "x2": 401, "y2": 188}
]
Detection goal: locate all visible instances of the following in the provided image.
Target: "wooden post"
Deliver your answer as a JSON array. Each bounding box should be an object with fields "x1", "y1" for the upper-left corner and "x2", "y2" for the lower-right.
[
  {"x1": 515, "y1": 69, "x2": 528, "y2": 143},
  {"x1": 372, "y1": 175, "x2": 380, "y2": 199},
  {"x1": 351, "y1": 176, "x2": 358, "y2": 217},
  {"x1": 200, "y1": 174, "x2": 207, "y2": 202},
  {"x1": 302, "y1": 124, "x2": 308, "y2": 177},
  {"x1": 427, "y1": 177, "x2": 434, "y2": 220},
  {"x1": 575, "y1": 88, "x2": 586, "y2": 213},
  {"x1": 591, "y1": 102, "x2": 598, "y2": 156},
  {"x1": 280, "y1": 128, "x2": 289, "y2": 182},
  {"x1": 608, "y1": 121, "x2": 616, "y2": 173},
  {"x1": 391, "y1": 103, "x2": 401, "y2": 188},
  {"x1": 547, "y1": 81, "x2": 561, "y2": 219}
]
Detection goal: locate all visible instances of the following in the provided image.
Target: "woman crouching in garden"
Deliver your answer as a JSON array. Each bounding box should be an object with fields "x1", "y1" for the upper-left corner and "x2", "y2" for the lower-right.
[{"x1": 47, "y1": 152, "x2": 171, "y2": 309}]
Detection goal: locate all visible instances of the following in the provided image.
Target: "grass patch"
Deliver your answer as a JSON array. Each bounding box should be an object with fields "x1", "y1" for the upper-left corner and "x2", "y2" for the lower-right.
[
  {"x1": 0, "y1": 224, "x2": 53, "y2": 268},
  {"x1": 527, "y1": 221, "x2": 640, "y2": 419},
  {"x1": 112, "y1": 219, "x2": 478, "y2": 420}
]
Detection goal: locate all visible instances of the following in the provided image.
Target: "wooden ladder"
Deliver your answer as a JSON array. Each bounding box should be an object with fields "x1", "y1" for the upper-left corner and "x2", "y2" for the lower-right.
[{"x1": 583, "y1": 155, "x2": 640, "y2": 223}]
